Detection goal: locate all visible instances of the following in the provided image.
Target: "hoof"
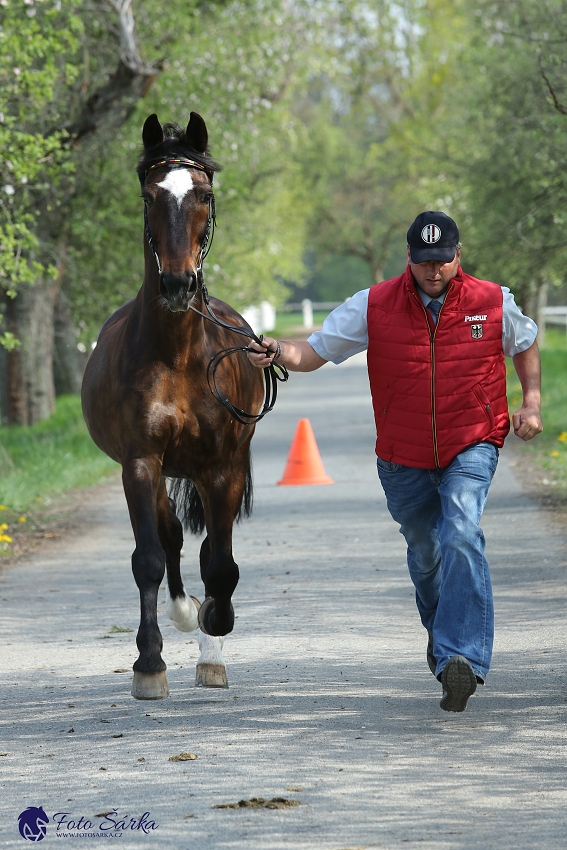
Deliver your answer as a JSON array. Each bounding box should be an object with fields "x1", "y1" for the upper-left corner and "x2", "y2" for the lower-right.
[
  {"x1": 198, "y1": 596, "x2": 234, "y2": 636},
  {"x1": 195, "y1": 663, "x2": 228, "y2": 688},
  {"x1": 131, "y1": 670, "x2": 169, "y2": 700}
]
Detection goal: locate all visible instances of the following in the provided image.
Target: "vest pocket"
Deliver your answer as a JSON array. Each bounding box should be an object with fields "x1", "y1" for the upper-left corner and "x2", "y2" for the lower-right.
[
  {"x1": 472, "y1": 382, "x2": 495, "y2": 429},
  {"x1": 377, "y1": 386, "x2": 394, "y2": 432}
]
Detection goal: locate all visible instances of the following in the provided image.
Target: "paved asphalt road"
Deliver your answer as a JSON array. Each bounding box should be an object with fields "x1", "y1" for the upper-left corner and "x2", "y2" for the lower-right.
[{"x1": 1, "y1": 354, "x2": 566, "y2": 849}]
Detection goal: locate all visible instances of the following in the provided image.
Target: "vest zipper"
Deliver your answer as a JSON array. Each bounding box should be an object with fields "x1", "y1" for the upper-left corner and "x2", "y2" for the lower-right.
[{"x1": 411, "y1": 283, "x2": 454, "y2": 468}]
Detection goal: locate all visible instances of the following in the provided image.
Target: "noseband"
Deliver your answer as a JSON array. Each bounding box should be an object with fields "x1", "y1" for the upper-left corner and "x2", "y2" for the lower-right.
[{"x1": 142, "y1": 158, "x2": 288, "y2": 425}]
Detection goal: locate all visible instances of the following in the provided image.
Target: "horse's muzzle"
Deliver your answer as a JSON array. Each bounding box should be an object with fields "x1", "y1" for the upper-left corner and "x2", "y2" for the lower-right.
[{"x1": 160, "y1": 270, "x2": 198, "y2": 312}]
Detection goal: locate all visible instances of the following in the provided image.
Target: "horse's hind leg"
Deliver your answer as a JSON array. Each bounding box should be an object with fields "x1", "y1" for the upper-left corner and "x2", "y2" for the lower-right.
[
  {"x1": 159, "y1": 483, "x2": 224, "y2": 686},
  {"x1": 195, "y1": 629, "x2": 228, "y2": 688},
  {"x1": 157, "y1": 480, "x2": 200, "y2": 633},
  {"x1": 122, "y1": 456, "x2": 169, "y2": 700},
  {"x1": 198, "y1": 445, "x2": 251, "y2": 639}
]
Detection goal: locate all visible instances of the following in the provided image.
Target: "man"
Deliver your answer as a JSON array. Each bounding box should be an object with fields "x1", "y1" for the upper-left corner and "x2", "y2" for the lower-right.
[{"x1": 248, "y1": 210, "x2": 543, "y2": 713}]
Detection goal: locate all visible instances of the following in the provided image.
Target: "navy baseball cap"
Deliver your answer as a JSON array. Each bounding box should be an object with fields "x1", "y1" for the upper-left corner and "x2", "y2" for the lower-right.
[{"x1": 407, "y1": 211, "x2": 460, "y2": 263}]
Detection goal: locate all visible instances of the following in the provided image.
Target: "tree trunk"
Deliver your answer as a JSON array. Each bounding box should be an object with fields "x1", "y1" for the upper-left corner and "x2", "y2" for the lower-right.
[
  {"x1": 4, "y1": 278, "x2": 57, "y2": 425},
  {"x1": 1, "y1": 2, "x2": 163, "y2": 424},
  {"x1": 523, "y1": 281, "x2": 537, "y2": 324},
  {"x1": 536, "y1": 279, "x2": 548, "y2": 349},
  {"x1": 54, "y1": 287, "x2": 83, "y2": 396},
  {"x1": 372, "y1": 264, "x2": 385, "y2": 286}
]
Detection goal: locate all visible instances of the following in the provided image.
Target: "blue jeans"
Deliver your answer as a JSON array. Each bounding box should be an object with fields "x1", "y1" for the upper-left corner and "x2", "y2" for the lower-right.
[{"x1": 376, "y1": 442, "x2": 498, "y2": 681}]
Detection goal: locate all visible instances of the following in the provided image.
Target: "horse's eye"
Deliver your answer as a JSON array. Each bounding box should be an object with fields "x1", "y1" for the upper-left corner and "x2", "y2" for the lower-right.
[{"x1": 141, "y1": 192, "x2": 153, "y2": 206}]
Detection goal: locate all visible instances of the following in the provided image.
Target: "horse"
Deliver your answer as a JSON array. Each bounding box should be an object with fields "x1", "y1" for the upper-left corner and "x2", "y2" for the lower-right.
[{"x1": 81, "y1": 112, "x2": 267, "y2": 700}]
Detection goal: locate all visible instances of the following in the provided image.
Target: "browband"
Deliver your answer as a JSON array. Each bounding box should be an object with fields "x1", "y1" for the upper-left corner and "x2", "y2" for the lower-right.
[{"x1": 145, "y1": 157, "x2": 213, "y2": 182}]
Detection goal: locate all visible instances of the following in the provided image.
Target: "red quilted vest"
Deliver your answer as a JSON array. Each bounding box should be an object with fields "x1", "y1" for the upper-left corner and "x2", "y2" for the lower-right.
[{"x1": 367, "y1": 264, "x2": 510, "y2": 468}]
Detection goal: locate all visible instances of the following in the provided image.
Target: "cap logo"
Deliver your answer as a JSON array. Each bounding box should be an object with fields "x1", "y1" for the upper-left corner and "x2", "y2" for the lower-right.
[{"x1": 421, "y1": 224, "x2": 441, "y2": 244}]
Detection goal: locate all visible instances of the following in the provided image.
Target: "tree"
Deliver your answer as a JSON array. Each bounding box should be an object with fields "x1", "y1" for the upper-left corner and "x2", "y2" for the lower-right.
[
  {"x1": 447, "y1": 1, "x2": 567, "y2": 316},
  {"x1": 297, "y1": 0, "x2": 468, "y2": 297},
  {"x1": 67, "y1": 0, "x2": 327, "y2": 349},
  {"x1": 0, "y1": 0, "x2": 82, "y2": 423},
  {"x1": 1, "y1": 0, "x2": 327, "y2": 424}
]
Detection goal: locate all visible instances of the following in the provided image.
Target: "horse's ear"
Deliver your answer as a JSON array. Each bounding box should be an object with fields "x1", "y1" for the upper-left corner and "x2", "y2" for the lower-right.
[
  {"x1": 186, "y1": 112, "x2": 208, "y2": 154},
  {"x1": 142, "y1": 114, "x2": 164, "y2": 149}
]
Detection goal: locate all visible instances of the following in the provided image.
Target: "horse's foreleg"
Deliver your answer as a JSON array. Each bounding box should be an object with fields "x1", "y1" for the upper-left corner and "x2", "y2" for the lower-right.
[
  {"x1": 195, "y1": 535, "x2": 228, "y2": 686},
  {"x1": 157, "y1": 482, "x2": 200, "y2": 633},
  {"x1": 123, "y1": 457, "x2": 169, "y2": 700}
]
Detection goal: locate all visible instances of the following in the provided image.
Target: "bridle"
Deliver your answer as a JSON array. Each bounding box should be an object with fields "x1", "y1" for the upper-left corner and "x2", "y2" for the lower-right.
[
  {"x1": 142, "y1": 157, "x2": 288, "y2": 425},
  {"x1": 144, "y1": 157, "x2": 216, "y2": 280}
]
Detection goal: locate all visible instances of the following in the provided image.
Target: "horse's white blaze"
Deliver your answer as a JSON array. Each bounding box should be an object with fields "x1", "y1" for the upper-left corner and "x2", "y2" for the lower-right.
[
  {"x1": 165, "y1": 586, "x2": 199, "y2": 632},
  {"x1": 197, "y1": 630, "x2": 225, "y2": 666},
  {"x1": 157, "y1": 169, "x2": 194, "y2": 207}
]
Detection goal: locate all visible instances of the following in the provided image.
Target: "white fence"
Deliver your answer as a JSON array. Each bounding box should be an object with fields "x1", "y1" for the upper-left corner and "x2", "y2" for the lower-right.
[
  {"x1": 282, "y1": 299, "x2": 345, "y2": 330},
  {"x1": 243, "y1": 299, "x2": 345, "y2": 333},
  {"x1": 542, "y1": 306, "x2": 567, "y2": 342},
  {"x1": 241, "y1": 301, "x2": 277, "y2": 335}
]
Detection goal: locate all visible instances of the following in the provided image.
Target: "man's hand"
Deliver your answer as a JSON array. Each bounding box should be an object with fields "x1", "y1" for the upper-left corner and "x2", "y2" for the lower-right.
[
  {"x1": 247, "y1": 337, "x2": 327, "y2": 372},
  {"x1": 512, "y1": 405, "x2": 543, "y2": 441},
  {"x1": 247, "y1": 337, "x2": 278, "y2": 369},
  {"x1": 512, "y1": 340, "x2": 543, "y2": 441}
]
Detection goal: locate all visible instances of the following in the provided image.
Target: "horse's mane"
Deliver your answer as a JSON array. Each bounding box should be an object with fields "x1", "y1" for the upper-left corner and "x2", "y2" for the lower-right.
[{"x1": 137, "y1": 123, "x2": 222, "y2": 185}]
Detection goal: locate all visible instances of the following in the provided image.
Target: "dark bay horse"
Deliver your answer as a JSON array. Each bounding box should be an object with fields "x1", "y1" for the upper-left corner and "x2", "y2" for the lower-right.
[{"x1": 81, "y1": 112, "x2": 265, "y2": 699}]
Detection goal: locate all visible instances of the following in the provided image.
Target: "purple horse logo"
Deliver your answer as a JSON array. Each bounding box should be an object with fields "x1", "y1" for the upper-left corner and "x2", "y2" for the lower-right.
[{"x1": 17, "y1": 807, "x2": 49, "y2": 842}]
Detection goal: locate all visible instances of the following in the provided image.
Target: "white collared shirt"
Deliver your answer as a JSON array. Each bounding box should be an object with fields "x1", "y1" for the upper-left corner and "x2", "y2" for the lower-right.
[{"x1": 308, "y1": 286, "x2": 537, "y2": 364}]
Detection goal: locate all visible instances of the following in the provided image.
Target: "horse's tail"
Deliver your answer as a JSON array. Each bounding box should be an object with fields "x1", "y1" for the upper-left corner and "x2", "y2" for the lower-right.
[
  {"x1": 168, "y1": 478, "x2": 206, "y2": 535},
  {"x1": 168, "y1": 454, "x2": 253, "y2": 535}
]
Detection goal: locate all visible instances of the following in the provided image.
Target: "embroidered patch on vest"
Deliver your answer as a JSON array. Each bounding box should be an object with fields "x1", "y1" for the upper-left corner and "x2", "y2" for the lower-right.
[
  {"x1": 464, "y1": 314, "x2": 488, "y2": 322},
  {"x1": 471, "y1": 323, "x2": 483, "y2": 339}
]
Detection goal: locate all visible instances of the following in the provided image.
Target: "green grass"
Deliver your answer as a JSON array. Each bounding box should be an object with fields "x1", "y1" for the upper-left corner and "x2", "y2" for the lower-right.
[
  {"x1": 507, "y1": 327, "x2": 567, "y2": 497},
  {"x1": 273, "y1": 310, "x2": 331, "y2": 338},
  {"x1": 0, "y1": 395, "x2": 118, "y2": 515}
]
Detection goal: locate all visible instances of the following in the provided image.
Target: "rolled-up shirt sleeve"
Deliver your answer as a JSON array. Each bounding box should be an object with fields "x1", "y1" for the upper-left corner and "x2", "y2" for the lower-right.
[
  {"x1": 502, "y1": 286, "x2": 538, "y2": 356},
  {"x1": 307, "y1": 289, "x2": 370, "y2": 364}
]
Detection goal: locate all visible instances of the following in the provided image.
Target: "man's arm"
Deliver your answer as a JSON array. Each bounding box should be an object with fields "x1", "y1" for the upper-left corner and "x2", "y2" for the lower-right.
[
  {"x1": 511, "y1": 340, "x2": 543, "y2": 440},
  {"x1": 247, "y1": 337, "x2": 327, "y2": 372}
]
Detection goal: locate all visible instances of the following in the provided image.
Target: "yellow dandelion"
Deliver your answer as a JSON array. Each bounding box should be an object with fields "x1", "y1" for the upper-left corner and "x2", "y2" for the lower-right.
[
  {"x1": 0, "y1": 523, "x2": 7, "y2": 532},
  {"x1": 0, "y1": 505, "x2": 7, "y2": 511},
  {"x1": 0, "y1": 534, "x2": 12, "y2": 543},
  {"x1": 558, "y1": 432, "x2": 567, "y2": 443},
  {"x1": 550, "y1": 450, "x2": 560, "y2": 458},
  {"x1": 18, "y1": 516, "x2": 26, "y2": 523}
]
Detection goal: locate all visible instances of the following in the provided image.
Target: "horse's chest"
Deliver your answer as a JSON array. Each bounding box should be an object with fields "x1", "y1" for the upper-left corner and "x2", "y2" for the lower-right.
[
  {"x1": 145, "y1": 401, "x2": 186, "y2": 438},
  {"x1": 146, "y1": 402, "x2": 221, "y2": 468}
]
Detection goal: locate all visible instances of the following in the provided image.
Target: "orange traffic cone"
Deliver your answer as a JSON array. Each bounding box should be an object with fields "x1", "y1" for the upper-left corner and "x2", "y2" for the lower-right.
[{"x1": 277, "y1": 418, "x2": 334, "y2": 486}]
